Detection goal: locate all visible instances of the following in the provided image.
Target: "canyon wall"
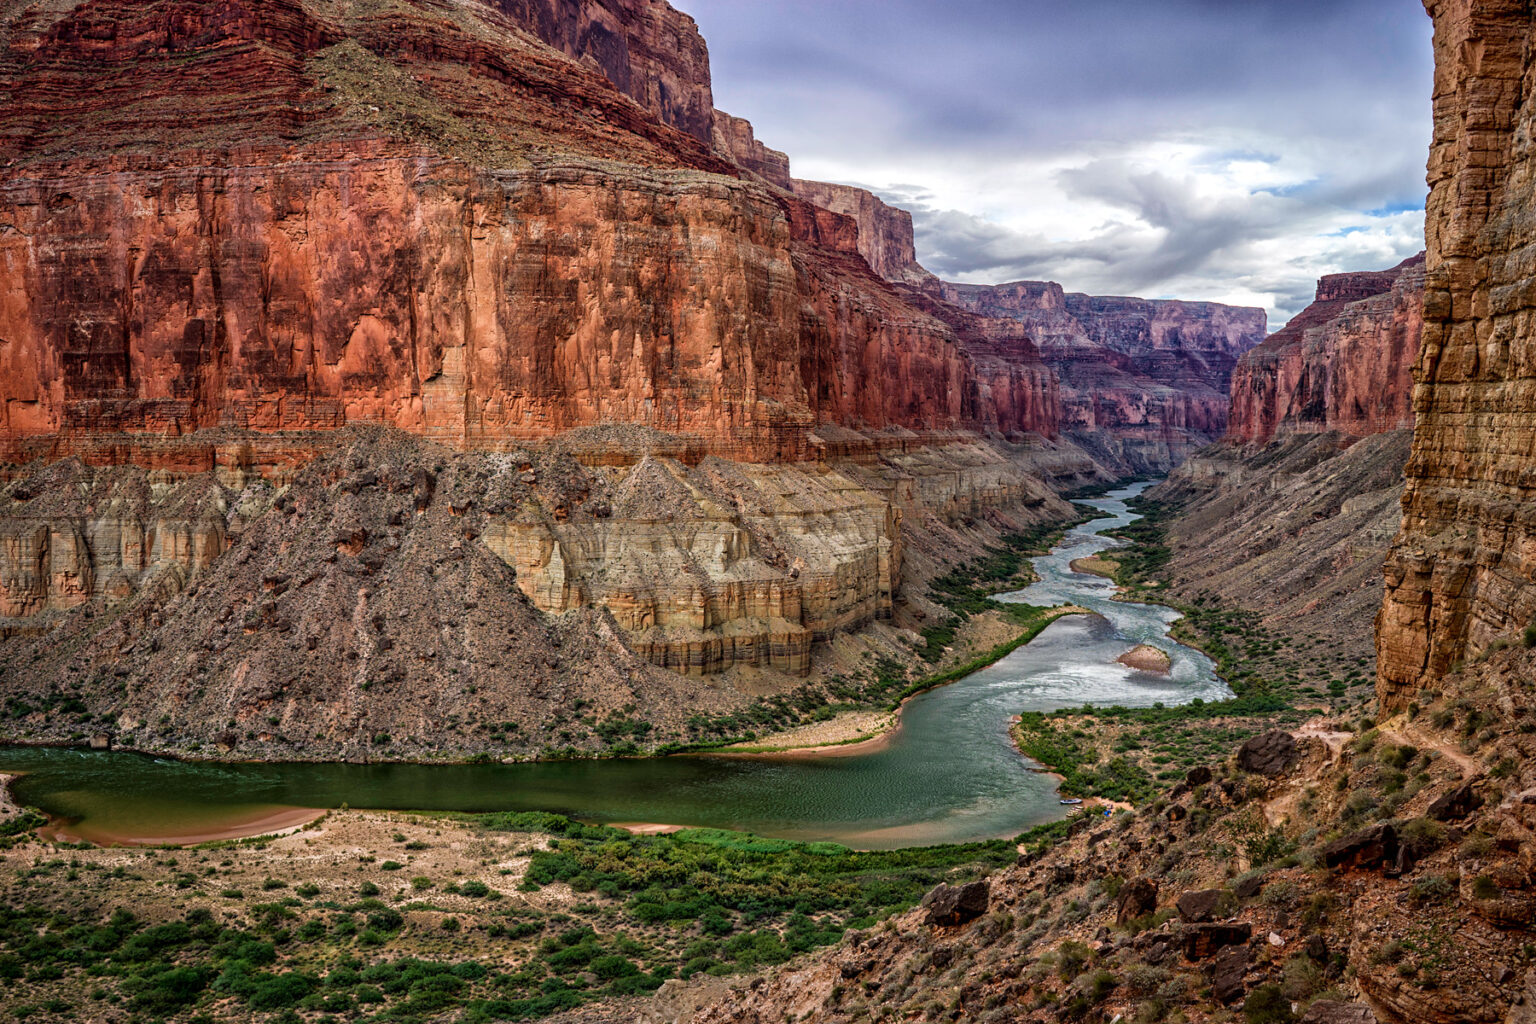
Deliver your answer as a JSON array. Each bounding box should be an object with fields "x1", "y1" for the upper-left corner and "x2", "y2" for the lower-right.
[
  {"x1": 1228, "y1": 256, "x2": 1424, "y2": 445},
  {"x1": 789, "y1": 180, "x2": 938, "y2": 288},
  {"x1": 1378, "y1": 0, "x2": 1536, "y2": 710},
  {"x1": 493, "y1": 0, "x2": 717, "y2": 142},
  {"x1": 943, "y1": 281, "x2": 1267, "y2": 473},
  {"x1": 1154, "y1": 255, "x2": 1424, "y2": 675},
  {"x1": 0, "y1": 0, "x2": 1075, "y2": 713},
  {"x1": 0, "y1": 0, "x2": 1059, "y2": 470}
]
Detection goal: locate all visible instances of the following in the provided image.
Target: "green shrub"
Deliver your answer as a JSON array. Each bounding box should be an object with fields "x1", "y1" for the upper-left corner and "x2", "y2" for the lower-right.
[{"x1": 1245, "y1": 983, "x2": 1295, "y2": 1023}]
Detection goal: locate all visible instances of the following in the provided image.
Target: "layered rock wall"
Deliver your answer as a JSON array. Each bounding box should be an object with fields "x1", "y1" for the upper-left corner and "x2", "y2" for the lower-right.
[
  {"x1": 711, "y1": 110, "x2": 791, "y2": 188},
  {"x1": 1229, "y1": 256, "x2": 1424, "y2": 445},
  {"x1": 942, "y1": 281, "x2": 1266, "y2": 473},
  {"x1": 0, "y1": 0, "x2": 1063, "y2": 470},
  {"x1": 1379, "y1": 0, "x2": 1536, "y2": 709},
  {"x1": 789, "y1": 179, "x2": 938, "y2": 288},
  {"x1": 493, "y1": 0, "x2": 716, "y2": 142}
]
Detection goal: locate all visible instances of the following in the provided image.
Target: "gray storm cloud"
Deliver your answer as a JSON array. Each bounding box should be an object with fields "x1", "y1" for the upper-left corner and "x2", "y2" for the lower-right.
[{"x1": 680, "y1": 0, "x2": 1434, "y2": 324}]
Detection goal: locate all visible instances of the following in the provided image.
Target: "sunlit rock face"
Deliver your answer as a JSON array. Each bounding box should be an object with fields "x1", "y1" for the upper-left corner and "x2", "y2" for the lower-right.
[
  {"x1": 1228, "y1": 256, "x2": 1424, "y2": 446},
  {"x1": 1379, "y1": 0, "x2": 1536, "y2": 711}
]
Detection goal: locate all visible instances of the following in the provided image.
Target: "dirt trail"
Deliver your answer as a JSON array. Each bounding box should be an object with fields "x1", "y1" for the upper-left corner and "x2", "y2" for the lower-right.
[{"x1": 1380, "y1": 718, "x2": 1480, "y2": 777}]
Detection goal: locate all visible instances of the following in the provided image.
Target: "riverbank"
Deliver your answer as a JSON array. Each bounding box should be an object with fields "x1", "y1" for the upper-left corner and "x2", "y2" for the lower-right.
[{"x1": 720, "y1": 604, "x2": 1093, "y2": 757}]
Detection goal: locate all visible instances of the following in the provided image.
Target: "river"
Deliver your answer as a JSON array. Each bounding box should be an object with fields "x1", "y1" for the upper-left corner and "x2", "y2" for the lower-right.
[{"x1": 0, "y1": 482, "x2": 1230, "y2": 849}]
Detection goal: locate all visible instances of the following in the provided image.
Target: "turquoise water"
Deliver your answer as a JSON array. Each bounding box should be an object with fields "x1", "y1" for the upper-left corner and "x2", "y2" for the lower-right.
[{"x1": 0, "y1": 482, "x2": 1229, "y2": 848}]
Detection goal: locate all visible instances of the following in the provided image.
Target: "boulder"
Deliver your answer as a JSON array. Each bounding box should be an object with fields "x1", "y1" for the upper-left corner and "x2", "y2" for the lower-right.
[
  {"x1": 1208, "y1": 943, "x2": 1249, "y2": 1003},
  {"x1": 922, "y1": 881, "x2": 989, "y2": 927},
  {"x1": 1175, "y1": 889, "x2": 1225, "y2": 923},
  {"x1": 1116, "y1": 877, "x2": 1159, "y2": 924},
  {"x1": 1427, "y1": 779, "x2": 1481, "y2": 821},
  {"x1": 1300, "y1": 1001, "x2": 1379, "y2": 1024},
  {"x1": 1185, "y1": 765, "x2": 1214, "y2": 787},
  {"x1": 1233, "y1": 873, "x2": 1265, "y2": 900},
  {"x1": 1182, "y1": 922, "x2": 1252, "y2": 960},
  {"x1": 1321, "y1": 823, "x2": 1399, "y2": 871},
  {"x1": 1166, "y1": 804, "x2": 1188, "y2": 823},
  {"x1": 1237, "y1": 730, "x2": 1299, "y2": 777}
]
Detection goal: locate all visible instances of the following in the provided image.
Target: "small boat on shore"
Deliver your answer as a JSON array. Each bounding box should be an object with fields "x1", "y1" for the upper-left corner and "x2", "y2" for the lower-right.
[{"x1": 1059, "y1": 797, "x2": 1083, "y2": 805}]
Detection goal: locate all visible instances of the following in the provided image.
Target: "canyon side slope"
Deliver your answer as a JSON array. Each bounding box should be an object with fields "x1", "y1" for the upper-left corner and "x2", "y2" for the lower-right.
[{"x1": 1149, "y1": 256, "x2": 1425, "y2": 675}]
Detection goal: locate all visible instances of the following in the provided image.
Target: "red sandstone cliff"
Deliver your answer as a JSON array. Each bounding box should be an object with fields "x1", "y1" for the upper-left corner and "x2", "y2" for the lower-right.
[
  {"x1": 789, "y1": 180, "x2": 939, "y2": 288},
  {"x1": 942, "y1": 281, "x2": 1267, "y2": 473},
  {"x1": 1228, "y1": 256, "x2": 1424, "y2": 445},
  {"x1": 0, "y1": 0, "x2": 1060, "y2": 469},
  {"x1": 1379, "y1": 0, "x2": 1536, "y2": 709}
]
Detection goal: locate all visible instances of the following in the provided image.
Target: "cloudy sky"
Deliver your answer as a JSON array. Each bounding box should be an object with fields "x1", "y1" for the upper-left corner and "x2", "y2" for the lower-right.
[{"x1": 680, "y1": 0, "x2": 1434, "y2": 327}]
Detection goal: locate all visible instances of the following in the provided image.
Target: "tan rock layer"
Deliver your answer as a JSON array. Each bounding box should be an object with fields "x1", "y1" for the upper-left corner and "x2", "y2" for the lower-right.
[{"x1": 1379, "y1": 0, "x2": 1536, "y2": 710}]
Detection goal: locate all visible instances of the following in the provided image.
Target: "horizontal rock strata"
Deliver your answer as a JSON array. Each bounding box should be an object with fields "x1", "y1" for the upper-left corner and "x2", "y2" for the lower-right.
[
  {"x1": 1229, "y1": 256, "x2": 1424, "y2": 445},
  {"x1": 1379, "y1": 0, "x2": 1536, "y2": 709}
]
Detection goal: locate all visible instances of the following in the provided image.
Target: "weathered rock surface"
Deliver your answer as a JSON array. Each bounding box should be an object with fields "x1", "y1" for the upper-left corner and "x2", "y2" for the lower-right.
[
  {"x1": 1176, "y1": 888, "x2": 1226, "y2": 923},
  {"x1": 942, "y1": 281, "x2": 1266, "y2": 474},
  {"x1": 1237, "y1": 730, "x2": 1300, "y2": 777},
  {"x1": 1115, "y1": 876, "x2": 1159, "y2": 924},
  {"x1": 1229, "y1": 255, "x2": 1425, "y2": 445},
  {"x1": 711, "y1": 110, "x2": 791, "y2": 188},
  {"x1": 1379, "y1": 0, "x2": 1536, "y2": 710},
  {"x1": 921, "y1": 880, "x2": 989, "y2": 927},
  {"x1": 1321, "y1": 823, "x2": 1399, "y2": 872},
  {"x1": 789, "y1": 180, "x2": 938, "y2": 288}
]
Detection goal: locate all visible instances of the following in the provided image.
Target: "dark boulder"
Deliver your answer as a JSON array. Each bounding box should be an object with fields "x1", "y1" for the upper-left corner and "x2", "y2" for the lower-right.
[
  {"x1": 1175, "y1": 889, "x2": 1225, "y2": 923},
  {"x1": 1208, "y1": 943, "x2": 1249, "y2": 1003},
  {"x1": 1321, "y1": 823, "x2": 1399, "y2": 871},
  {"x1": 1237, "y1": 730, "x2": 1299, "y2": 777},
  {"x1": 922, "y1": 881, "x2": 989, "y2": 927},
  {"x1": 1427, "y1": 780, "x2": 1481, "y2": 821},
  {"x1": 1116, "y1": 877, "x2": 1159, "y2": 924},
  {"x1": 1166, "y1": 804, "x2": 1188, "y2": 823},
  {"x1": 1182, "y1": 922, "x2": 1252, "y2": 960},
  {"x1": 1233, "y1": 873, "x2": 1265, "y2": 900},
  {"x1": 1185, "y1": 765, "x2": 1213, "y2": 787}
]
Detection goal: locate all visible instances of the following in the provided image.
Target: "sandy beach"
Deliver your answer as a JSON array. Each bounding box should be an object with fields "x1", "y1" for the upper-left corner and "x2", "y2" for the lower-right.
[{"x1": 40, "y1": 805, "x2": 325, "y2": 847}]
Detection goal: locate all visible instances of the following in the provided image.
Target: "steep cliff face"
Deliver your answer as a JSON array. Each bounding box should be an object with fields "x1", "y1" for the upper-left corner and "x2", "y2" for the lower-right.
[
  {"x1": 942, "y1": 281, "x2": 1266, "y2": 473},
  {"x1": 789, "y1": 180, "x2": 939, "y2": 288},
  {"x1": 1379, "y1": 0, "x2": 1536, "y2": 710},
  {"x1": 1229, "y1": 256, "x2": 1425, "y2": 445},
  {"x1": 0, "y1": 0, "x2": 1078, "y2": 706},
  {"x1": 0, "y1": 0, "x2": 1055, "y2": 469},
  {"x1": 711, "y1": 109, "x2": 791, "y2": 188},
  {"x1": 493, "y1": 0, "x2": 716, "y2": 142}
]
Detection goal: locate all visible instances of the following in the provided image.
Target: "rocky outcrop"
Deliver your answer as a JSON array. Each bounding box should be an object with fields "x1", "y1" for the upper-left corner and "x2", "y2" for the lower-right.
[
  {"x1": 943, "y1": 281, "x2": 1266, "y2": 474},
  {"x1": 0, "y1": 460, "x2": 229, "y2": 627},
  {"x1": 789, "y1": 180, "x2": 938, "y2": 288},
  {"x1": 1378, "y1": 0, "x2": 1536, "y2": 710},
  {"x1": 1229, "y1": 256, "x2": 1424, "y2": 445},
  {"x1": 494, "y1": 0, "x2": 717, "y2": 142},
  {"x1": 711, "y1": 110, "x2": 791, "y2": 188}
]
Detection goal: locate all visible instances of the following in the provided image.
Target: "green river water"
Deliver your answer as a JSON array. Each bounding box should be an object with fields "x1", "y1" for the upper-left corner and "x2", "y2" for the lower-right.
[{"x1": 0, "y1": 482, "x2": 1230, "y2": 849}]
